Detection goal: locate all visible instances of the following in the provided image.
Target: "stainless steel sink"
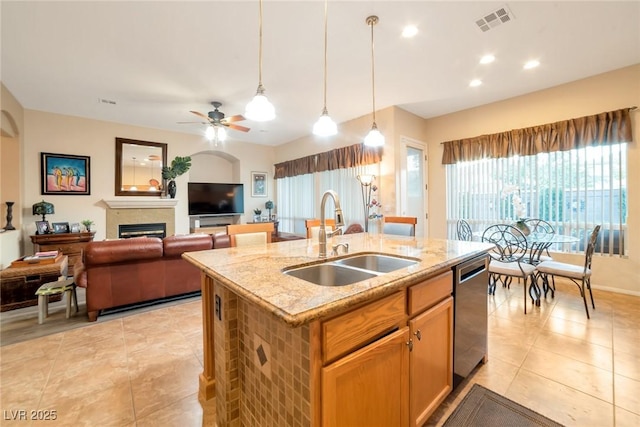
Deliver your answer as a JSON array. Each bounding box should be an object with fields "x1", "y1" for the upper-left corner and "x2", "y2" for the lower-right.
[
  {"x1": 284, "y1": 263, "x2": 378, "y2": 286},
  {"x1": 283, "y1": 253, "x2": 420, "y2": 286},
  {"x1": 334, "y1": 254, "x2": 418, "y2": 273}
]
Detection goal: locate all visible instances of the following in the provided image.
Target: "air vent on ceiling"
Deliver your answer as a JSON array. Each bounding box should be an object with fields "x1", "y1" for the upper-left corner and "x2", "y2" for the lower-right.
[
  {"x1": 475, "y1": 5, "x2": 515, "y2": 32},
  {"x1": 98, "y1": 98, "x2": 117, "y2": 105}
]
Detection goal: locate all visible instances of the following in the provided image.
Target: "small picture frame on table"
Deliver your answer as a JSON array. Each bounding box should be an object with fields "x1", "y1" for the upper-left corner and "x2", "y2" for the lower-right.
[
  {"x1": 52, "y1": 222, "x2": 70, "y2": 234},
  {"x1": 35, "y1": 221, "x2": 51, "y2": 235},
  {"x1": 70, "y1": 223, "x2": 81, "y2": 233}
]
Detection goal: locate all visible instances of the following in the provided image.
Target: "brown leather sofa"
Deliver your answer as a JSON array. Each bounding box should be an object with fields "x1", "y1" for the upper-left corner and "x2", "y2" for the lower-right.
[{"x1": 75, "y1": 233, "x2": 230, "y2": 321}]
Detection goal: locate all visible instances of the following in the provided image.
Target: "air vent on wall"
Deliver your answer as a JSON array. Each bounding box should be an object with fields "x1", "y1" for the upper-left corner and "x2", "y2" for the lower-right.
[{"x1": 475, "y1": 4, "x2": 515, "y2": 32}]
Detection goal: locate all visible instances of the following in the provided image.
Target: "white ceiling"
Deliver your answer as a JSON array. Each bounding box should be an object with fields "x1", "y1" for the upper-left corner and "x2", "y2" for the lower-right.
[{"x1": 2, "y1": 1, "x2": 639, "y2": 147}]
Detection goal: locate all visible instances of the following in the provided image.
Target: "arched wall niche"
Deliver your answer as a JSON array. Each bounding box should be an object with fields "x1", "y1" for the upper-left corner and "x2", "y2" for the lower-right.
[{"x1": 189, "y1": 150, "x2": 241, "y2": 183}]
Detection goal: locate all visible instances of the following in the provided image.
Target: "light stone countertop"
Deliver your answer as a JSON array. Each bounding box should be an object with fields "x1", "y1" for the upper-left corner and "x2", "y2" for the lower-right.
[{"x1": 182, "y1": 233, "x2": 493, "y2": 327}]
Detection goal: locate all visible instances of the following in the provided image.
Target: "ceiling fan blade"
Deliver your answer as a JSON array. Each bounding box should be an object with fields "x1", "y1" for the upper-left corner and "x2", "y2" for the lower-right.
[
  {"x1": 190, "y1": 110, "x2": 211, "y2": 121},
  {"x1": 222, "y1": 114, "x2": 246, "y2": 123},
  {"x1": 226, "y1": 123, "x2": 250, "y2": 132},
  {"x1": 177, "y1": 121, "x2": 208, "y2": 124}
]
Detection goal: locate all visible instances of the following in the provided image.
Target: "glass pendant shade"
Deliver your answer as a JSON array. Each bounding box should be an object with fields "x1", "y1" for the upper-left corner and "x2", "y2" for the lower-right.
[
  {"x1": 313, "y1": 110, "x2": 337, "y2": 136},
  {"x1": 205, "y1": 126, "x2": 215, "y2": 140},
  {"x1": 245, "y1": 87, "x2": 276, "y2": 122},
  {"x1": 206, "y1": 126, "x2": 228, "y2": 142},
  {"x1": 364, "y1": 123, "x2": 385, "y2": 147}
]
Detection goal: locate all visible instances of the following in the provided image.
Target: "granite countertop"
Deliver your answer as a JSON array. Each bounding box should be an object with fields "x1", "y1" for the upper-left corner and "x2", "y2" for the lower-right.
[{"x1": 183, "y1": 233, "x2": 493, "y2": 327}]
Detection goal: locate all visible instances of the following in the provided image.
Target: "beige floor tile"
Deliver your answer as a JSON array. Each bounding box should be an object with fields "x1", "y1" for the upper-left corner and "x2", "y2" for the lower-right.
[
  {"x1": 614, "y1": 350, "x2": 640, "y2": 382},
  {"x1": 614, "y1": 374, "x2": 640, "y2": 415},
  {"x1": 136, "y1": 392, "x2": 215, "y2": 427},
  {"x1": 129, "y1": 355, "x2": 202, "y2": 419},
  {"x1": 466, "y1": 358, "x2": 519, "y2": 395},
  {"x1": 615, "y1": 407, "x2": 640, "y2": 427},
  {"x1": 60, "y1": 319, "x2": 124, "y2": 349},
  {"x1": 507, "y1": 368, "x2": 614, "y2": 427},
  {"x1": 522, "y1": 346, "x2": 613, "y2": 403},
  {"x1": 38, "y1": 382, "x2": 135, "y2": 427},
  {"x1": 533, "y1": 329, "x2": 613, "y2": 371},
  {"x1": 543, "y1": 315, "x2": 613, "y2": 348},
  {"x1": 613, "y1": 327, "x2": 640, "y2": 354},
  {"x1": 1, "y1": 333, "x2": 63, "y2": 364}
]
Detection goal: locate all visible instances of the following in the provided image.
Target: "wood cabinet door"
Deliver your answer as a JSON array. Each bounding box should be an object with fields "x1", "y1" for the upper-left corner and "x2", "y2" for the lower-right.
[
  {"x1": 409, "y1": 297, "x2": 454, "y2": 427},
  {"x1": 322, "y1": 327, "x2": 409, "y2": 427}
]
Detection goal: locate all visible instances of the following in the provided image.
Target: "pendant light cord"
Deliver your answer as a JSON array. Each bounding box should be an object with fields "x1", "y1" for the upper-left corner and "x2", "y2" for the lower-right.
[
  {"x1": 258, "y1": 0, "x2": 264, "y2": 86},
  {"x1": 367, "y1": 16, "x2": 378, "y2": 124},
  {"x1": 322, "y1": 0, "x2": 329, "y2": 111}
]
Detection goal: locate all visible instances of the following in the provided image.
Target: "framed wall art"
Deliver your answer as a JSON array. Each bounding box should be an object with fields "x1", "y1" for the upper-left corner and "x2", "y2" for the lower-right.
[
  {"x1": 251, "y1": 171, "x2": 267, "y2": 197},
  {"x1": 41, "y1": 152, "x2": 91, "y2": 195}
]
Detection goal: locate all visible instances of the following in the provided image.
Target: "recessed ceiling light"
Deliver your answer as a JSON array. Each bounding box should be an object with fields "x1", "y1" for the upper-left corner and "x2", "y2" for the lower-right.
[
  {"x1": 480, "y1": 54, "x2": 495, "y2": 64},
  {"x1": 523, "y1": 59, "x2": 540, "y2": 70},
  {"x1": 402, "y1": 25, "x2": 418, "y2": 38},
  {"x1": 469, "y1": 79, "x2": 482, "y2": 87}
]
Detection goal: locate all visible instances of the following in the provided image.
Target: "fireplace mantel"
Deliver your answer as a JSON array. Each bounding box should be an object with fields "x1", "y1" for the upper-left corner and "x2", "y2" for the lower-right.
[{"x1": 102, "y1": 198, "x2": 178, "y2": 209}]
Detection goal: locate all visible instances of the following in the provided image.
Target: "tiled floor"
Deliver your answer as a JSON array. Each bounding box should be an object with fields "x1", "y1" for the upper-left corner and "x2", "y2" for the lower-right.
[{"x1": 1, "y1": 278, "x2": 639, "y2": 426}]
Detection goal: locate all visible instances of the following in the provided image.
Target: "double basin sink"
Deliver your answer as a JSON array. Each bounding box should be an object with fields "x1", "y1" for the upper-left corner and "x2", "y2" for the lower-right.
[{"x1": 283, "y1": 253, "x2": 420, "y2": 286}]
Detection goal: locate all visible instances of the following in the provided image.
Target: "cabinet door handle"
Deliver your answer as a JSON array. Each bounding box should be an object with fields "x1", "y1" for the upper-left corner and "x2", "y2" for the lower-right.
[
  {"x1": 413, "y1": 329, "x2": 422, "y2": 341},
  {"x1": 406, "y1": 339, "x2": 413, "y2": 351}
]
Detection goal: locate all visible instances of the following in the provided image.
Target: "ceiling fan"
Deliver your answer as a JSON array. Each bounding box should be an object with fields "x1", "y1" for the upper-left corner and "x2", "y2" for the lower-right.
[{"x1": 181, "y1": 101, "x2": 250, "y2": 133}]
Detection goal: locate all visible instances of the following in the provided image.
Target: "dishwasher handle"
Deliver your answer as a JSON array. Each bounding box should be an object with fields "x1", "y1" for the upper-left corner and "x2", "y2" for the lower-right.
[{"x1": 458, "y1": 255, "x2": 488, "y2": 283}]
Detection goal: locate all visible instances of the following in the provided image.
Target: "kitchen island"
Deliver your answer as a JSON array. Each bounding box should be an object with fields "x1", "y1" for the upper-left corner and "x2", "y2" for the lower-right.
[{"x1": 183, "y1": 233, "x2": 492, "y2": 427}]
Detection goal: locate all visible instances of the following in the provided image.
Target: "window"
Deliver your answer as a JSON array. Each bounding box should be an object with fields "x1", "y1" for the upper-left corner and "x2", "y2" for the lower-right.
[
  {"x1": 277, "y1": 164, "x2": 379, "y2": 235},
  {"x1": 446, "y1": 143, "x2": 628, "y2": 256}
]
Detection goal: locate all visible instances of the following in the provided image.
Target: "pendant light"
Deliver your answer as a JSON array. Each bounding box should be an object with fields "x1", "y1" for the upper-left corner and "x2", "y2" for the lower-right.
[
  {"x1": 363, "y1": 15, "x2": 385, "y2": 147},
  {"x1": 245, "y1": 0, "x2": 275, "y2": 122},
  {"x1": 312, "y1": 0, "x2": 337, "y2": 137},
  {"x1": 130, "y1": 157, "x2": 138, "y2": 191}
]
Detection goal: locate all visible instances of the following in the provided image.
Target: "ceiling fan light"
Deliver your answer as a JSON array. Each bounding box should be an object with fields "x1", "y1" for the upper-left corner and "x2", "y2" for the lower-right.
[
  {"x1": 313, "y1": 111, "x2": 337, "y2": 136},
  {"x1": 217, "y1": 126, "x2": 227, "y2": 141},
  {"x1": 245, "y1": 88, "x2": 275, "y2": 122},
  {"x1": 205, "y1": 126, "x2": 215, "y2": 140},
  {"x1": 364, "y1": 123, "x2": 385, "y2": 147}
]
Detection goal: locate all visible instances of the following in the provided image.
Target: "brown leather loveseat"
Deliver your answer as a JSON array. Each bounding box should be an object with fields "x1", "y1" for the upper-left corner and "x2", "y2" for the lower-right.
[{"x1": 75, "y1": 233, "x2": 229, "y2": 321}]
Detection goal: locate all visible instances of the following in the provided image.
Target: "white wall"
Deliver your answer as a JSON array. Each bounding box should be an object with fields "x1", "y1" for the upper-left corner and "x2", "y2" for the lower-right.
[{"x1": 20, "y1": 110, "x2": 276, "y2": 248}]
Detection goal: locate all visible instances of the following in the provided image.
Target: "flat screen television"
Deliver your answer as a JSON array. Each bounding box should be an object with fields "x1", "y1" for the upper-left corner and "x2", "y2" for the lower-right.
[{"x1": 188, "y1": 182, "x2": 245, "y2": 216}]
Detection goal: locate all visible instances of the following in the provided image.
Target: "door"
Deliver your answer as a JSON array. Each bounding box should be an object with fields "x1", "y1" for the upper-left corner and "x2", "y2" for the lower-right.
[
  {"x1": 409, "y1": 297, "x2": 454, "y2": 427},
  {"x1": 399, "y1": 137, "x2": 428, "y2": 237},
  {"x1": 322, "y1": 327, "x2": 410, "y2": 427}
]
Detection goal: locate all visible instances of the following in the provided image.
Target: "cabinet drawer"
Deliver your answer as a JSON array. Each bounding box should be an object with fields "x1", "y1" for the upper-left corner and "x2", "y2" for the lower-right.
[
  {"x1": 407, "y1": 271, "x2": 453, "y2": 316},
  {"x1": 39, "y1": 243, "x2": 83, "y2": 255},
  {"x1": 322, "y1": 291, "x2": 406, "y2": 364}
]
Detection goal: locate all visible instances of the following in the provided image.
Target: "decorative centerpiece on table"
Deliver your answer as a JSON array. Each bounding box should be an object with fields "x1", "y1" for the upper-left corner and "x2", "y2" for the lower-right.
[
  {"x1": 501, "y1": 185, "x2": 529, "y2": 235},
  {"x1": 81, "y1": 219, "x2": 94, "y2": 232},
  {"x1": 161, "y1": 156, "x2": 192, "y2": 199},
  {"x1": 253, "y1": 208, "x2": 262, "y2": 222}
]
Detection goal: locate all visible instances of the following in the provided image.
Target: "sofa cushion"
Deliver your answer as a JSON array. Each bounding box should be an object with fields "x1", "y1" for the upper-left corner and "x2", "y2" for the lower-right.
[
  {"x1": 163, "y1": 233, "x2": 213, "y2": 256},
  {"x1": 85, "y1": 237, "x2": 163, "y2": 265}
]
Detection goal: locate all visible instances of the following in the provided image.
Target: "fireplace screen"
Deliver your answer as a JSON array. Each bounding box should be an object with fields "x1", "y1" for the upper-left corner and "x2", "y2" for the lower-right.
[{"x1": 118, "y1": 223, "x2": 166, "y2": 239}]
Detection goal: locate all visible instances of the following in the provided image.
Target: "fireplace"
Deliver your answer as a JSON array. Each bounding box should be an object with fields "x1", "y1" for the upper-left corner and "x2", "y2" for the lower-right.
[{"x1": 119, "y1": 223, "x2": 166, "y2": 239}]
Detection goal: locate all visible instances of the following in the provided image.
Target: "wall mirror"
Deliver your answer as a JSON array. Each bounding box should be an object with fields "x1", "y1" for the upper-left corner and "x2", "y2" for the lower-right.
[{"x1": 115, "y1": 137, "x2": 167, "y2": 196}]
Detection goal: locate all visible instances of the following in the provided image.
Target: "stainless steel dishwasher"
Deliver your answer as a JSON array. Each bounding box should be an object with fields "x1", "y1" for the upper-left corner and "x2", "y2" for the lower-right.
[{"x1": 452, "y1": 253, "x2": 489, "y2": 389}]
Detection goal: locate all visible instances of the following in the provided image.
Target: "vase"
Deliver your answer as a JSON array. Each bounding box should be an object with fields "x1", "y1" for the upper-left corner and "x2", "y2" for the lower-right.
[
  {"x1": 168, "y1": 180, "x2": 177, "y2": 199},
  {"x1": 514, "y1": 220, "x2": 530, "y2": 236}
]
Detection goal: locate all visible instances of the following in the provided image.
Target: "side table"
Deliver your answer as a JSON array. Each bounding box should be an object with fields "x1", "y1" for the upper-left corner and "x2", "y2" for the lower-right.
[
  {"x1": 30, "y1": 232, "x2": 95, "y2": 276},
  {"x1": 0, "y1": 255, "x2": 68, "y2": 311}
]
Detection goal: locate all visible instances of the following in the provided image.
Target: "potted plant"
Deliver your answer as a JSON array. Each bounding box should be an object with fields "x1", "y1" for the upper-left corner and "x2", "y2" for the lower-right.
[
  {"x1": 253, "y1": 208, "x2": 262, "y2": 222},
  {"x1": 81, "y1": 219, "x2": 94, "y2": 232},
  {"x1": 161, "y1": 156, "x2": 192, "y2": 198}
]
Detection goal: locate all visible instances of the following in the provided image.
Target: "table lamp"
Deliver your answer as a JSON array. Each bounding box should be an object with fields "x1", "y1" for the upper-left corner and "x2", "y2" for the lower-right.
[{"x1": 32, "y1": 200, "x2": 55, "y2": 221}]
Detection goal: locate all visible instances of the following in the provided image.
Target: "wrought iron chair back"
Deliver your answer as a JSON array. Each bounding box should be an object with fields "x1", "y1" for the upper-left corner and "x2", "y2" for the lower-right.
[
  {"x1": 583, "y1": 224, "x2": 601, "y2": 273},
  {"x1": 456, "y1": 219, "x2": 473, "y2": 241},
  {"x1": 524, "y1": 218, "x2": 555, "y2": 234},
  {"x1": 482, "y1": 224, "x2": 529, "y2": 265}
]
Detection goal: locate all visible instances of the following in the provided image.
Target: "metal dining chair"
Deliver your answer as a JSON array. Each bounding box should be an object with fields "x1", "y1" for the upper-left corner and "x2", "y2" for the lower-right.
[
  {"x1": 482, "y1": 224, "x2": 538, "y2": 314},
  {"x1": 535, "y1": 225, "x2": 601, "y2": 318},
  {"x1": 524, "y1": 218, "x2": 555, "y2": 261},
  {"x1": 456, "y1": 219, "x2": 473, "y2": 241}
]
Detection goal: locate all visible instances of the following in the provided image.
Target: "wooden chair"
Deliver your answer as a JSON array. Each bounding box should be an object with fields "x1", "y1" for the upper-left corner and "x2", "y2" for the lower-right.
[
  {"x1": 456, "y1": 219, "x2": 473, "y2": 241},
  {"x1": 305, "y1": 219, "x2": 336, "y2": 239},
  {"x1": 383, "y1": 216, "x2": 417, "y2": 236},
  {"x1": 536, "y1": 225, "x2": 600, "y2": 318},
  {"x1": 226, "y1": 223, "x2": 274, "y2": 247}
]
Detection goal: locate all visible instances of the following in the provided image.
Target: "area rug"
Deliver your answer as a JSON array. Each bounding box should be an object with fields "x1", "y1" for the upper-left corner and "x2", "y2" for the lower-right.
[{"x1": 443, "y1": 384, "x2": 564, "y2": 427}]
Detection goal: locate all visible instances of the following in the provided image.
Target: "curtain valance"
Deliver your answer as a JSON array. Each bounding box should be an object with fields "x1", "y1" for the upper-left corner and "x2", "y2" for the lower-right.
[
  {"x1": 441, "y1": 107, "x2": 633, "y2": 165},
  {"x1": 274, "y1": 143, "x2": 382, "y2": 179}
]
